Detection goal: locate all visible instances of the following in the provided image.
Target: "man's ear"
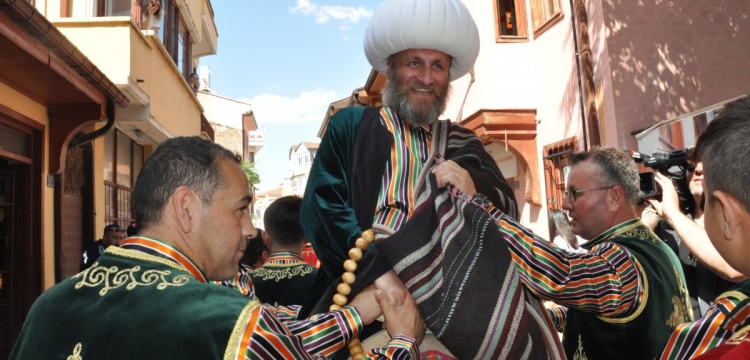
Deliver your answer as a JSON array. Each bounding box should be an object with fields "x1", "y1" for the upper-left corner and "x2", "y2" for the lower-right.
[
  {"x1": 608, "y1": 186, "x2": 625, "y2": 211},
  {"x1": 714, "y1": 190, "x2": 742, "y2": 240},
  {"x1": 172, "y1": 186, "x2": 198, "y2": 233}
]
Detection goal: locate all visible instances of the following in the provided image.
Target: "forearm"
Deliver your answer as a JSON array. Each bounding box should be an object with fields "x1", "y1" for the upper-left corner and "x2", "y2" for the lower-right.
[
  {"x1": 142, "y1": 14, "x2": 153, "y2": 29},
  {"x1": 495, "y1": 212, "x2": 641, "y2": 316},
  {"x1": 665, "y1": 212, "x2": 745, "y2": 282},
  {"x1": 247, "y1": 305, "x2": 362, "y2": 358}
]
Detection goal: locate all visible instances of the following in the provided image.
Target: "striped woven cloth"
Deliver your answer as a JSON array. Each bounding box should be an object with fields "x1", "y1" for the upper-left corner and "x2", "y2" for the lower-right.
[{"x1": 376, "y1": 168, "x2": 564, "y2": 359}]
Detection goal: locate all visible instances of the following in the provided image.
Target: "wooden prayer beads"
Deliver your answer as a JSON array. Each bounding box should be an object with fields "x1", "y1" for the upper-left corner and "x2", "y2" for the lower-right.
[{"x1": 330, "y1": 229, "x2": 375, "y2": 360}]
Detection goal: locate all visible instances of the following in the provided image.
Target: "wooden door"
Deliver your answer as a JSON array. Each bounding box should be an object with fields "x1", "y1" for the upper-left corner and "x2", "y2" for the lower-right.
[{"x1": 0, "y1": 166, "x2": 26, "y2": 357}]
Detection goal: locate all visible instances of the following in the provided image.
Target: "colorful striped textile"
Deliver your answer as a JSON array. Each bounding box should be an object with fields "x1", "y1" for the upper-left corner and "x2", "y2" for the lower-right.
[
  {"x1": 660, "y1": 281, "x2": 750, "y2": 359},
  {"x1": 376, "y1": 163, "x2": 563, "y2": 359}
]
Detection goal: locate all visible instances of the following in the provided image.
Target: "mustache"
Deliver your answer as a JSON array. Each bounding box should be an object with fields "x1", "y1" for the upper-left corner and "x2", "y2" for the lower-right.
[{"x1": 401, "y1": 80, "x2": 445, "y2": 98}]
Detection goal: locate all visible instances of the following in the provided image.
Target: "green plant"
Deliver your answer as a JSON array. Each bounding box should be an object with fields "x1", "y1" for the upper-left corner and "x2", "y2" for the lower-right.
[{"x1": 240, "y1": 160, "x2": 261, "y2": 190}]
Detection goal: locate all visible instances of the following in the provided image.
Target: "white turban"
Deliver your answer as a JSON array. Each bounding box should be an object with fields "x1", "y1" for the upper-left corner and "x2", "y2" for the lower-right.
[{"x1": 364, "y1": 0, "x2": 480, "y2": 81}]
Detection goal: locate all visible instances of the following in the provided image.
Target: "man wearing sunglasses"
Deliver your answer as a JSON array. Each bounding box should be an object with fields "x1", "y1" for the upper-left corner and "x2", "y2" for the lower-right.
[
  {"x1": 505, "y1": 146, "x2": 692, "y2": 359},
  {"x1": 80, "y1": 223, "x2": 124, "y2": 271}
]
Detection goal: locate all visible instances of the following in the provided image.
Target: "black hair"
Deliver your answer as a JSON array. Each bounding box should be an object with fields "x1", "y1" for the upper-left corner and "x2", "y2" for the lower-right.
[
  {"x1": 240, "y1": 229, "x2": 267, "y2": 267},
  {"x1": 132, "y1": 136, "x2": 241, "y2": 231},
  {"x1": 695, "y1": 95, "x2": 750, "y2": 211},
  {"x1": 263, "y1": 196, "x2": 305, "y2": 248}
]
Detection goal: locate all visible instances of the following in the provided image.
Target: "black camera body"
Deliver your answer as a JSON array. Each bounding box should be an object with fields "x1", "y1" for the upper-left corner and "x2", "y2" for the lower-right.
[{"x1": 632, "y1": 148, "x2": 695, "y2": 215}]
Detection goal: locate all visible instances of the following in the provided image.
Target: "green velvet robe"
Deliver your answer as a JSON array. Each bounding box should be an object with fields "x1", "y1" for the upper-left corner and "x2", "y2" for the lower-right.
[
  {"x1": 562, "y1": 221, "x2": 693, "y2": 360},
  {"x1": 10, "y1": 247, "x2": 254, "y2": 359}
]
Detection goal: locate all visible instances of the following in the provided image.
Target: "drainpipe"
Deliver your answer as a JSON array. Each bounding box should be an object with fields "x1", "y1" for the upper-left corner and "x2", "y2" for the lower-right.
[
  {"x1": 569, "y1": 0, "x2": 600, "y2": 151},
  {"x1": 69, "y1": 99, "x2": 115, "y2": 149}
]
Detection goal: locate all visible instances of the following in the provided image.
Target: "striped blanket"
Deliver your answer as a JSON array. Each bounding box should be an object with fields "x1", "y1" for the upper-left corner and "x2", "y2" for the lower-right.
[{"x1": 375, "y1": 161, "x2": 563, "y2": 359}]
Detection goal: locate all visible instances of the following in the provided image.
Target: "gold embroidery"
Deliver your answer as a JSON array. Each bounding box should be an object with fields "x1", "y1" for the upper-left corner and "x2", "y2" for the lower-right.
[
  {"x1": 598, "y1": 258, "x2": 649, "y2": 324},
  {"x1": 252, "y1": 266, "x2": 314, "y2": 282},
  {"x1": 108, "y1": 246, "x2": 187, "y2": 272},
  {"x1": 667, "y1": 295, "x2": 687, "y2": 328},
  {"x1": 676, "y1": 265, "x2": 694, "y2": 323},
  {"x1": 572, "y1": 335, "x2": 587, "y2": 360},
  {"x1": 67, "y1": 343, "x2": 83, "y2": 360},
  {"x1": 74, "y1": 265, "x2": 190, "y2": 296},
  {"x1": 717, "y1": 290, "x2": 749, "y2": 303},
  {"x1": 726, "y1": 325, "x2": 750, "y2": 345},
  {"x1": 620, "y1": 225, "x2": 659, "y2": 244},
  {"x1": 224, "y1": 300, "x2": 261, "y2": 360}
]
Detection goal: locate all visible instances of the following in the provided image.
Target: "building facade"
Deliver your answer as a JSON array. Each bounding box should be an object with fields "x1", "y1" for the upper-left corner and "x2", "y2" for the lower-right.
[
  {"x1": 40, "y1": 0, "x2": 219, "y2": 281},
  {"x1": 0, "y1": 0, "x2": 221, "y2": 352},
  {"x1": 0, "y1": 0, "x2": 129, "y2": 355},
  {"x1": 323, "y1": 0, "x2": 750, "y2": 238}
]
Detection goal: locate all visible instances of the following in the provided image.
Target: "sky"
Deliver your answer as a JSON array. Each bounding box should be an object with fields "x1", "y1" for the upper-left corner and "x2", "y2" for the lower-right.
[{"x1": 200, "y1": 0, "x2": 382, "y2": 192}]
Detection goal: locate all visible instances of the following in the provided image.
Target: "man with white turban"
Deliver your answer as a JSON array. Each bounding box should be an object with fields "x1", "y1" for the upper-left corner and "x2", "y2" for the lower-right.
[{"x1": 301, "y1": 0, "x2": 564, "y2": 359}]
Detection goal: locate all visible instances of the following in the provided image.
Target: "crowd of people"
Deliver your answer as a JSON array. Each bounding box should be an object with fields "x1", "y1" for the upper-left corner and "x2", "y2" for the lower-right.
[{"x1": 9, "y1": 0, "x2": 750, "y2": 358}]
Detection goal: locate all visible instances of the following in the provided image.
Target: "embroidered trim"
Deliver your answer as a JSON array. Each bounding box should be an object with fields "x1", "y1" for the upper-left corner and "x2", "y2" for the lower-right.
[
  {"x1": 726, "y1": 325, "x2": 750, "y2": 345},
  {"x1": 74, "y1": 264, "x2": 191, "y2": 296},
  {"x1": 225, "y1": 300, "x2": 261, "y2": 360},
  {"x1": 67, "y1": 343, "x2": 83, "y2": 360},
  {"x1": 572, "y1": 335, "x2": 587, "y2": 360},
  {"x1": 108, "y1": 246, "x2": 187, "y2": 273},
  {"x1": 717, "y1": 290, "x2": 749, "y2": 303},
  {"x1": 598, "y1": 258, "x2": 649, "y2": 324},
  {"x1": 252, "y1": 265, "x2": 314, "y2": 282}
]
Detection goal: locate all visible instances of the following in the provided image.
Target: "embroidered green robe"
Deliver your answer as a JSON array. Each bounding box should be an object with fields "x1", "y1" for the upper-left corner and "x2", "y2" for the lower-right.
[
  {"x1": 10, "y1": 247, "x2": 253, "y2": 359},
  {"x1": 563, "y1": 221, "x2": 693, "y2": 359},
  {"x1": 250, "y1": 252, "x2": 318, "y2": 306}
]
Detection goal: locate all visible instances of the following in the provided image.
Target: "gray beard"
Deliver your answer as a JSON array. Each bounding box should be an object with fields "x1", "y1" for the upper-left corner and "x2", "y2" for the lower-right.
[{"x1": 381, "y1": 72, "x2": 452, "y2": 126}]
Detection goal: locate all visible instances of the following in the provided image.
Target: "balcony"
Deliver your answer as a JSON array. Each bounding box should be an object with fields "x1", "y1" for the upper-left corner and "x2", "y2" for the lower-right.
[
  {"x1": 53, "y1": 17, "x2": 200, "y2": 144},
  {"x1": 247, "y1": 130, "x2": 265, "y2": 153},
  {"x1": 49, "y1": 0, "x2": 218, "y2": 144}
]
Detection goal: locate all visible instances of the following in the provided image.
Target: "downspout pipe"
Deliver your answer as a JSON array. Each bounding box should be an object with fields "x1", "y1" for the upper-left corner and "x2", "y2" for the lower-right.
[
  {"x1": 69, "y1": 99, "x2": 115, "y2": 149},
  {"x1": 569, "y1": 0, "x2": 588, "y2": 151}
]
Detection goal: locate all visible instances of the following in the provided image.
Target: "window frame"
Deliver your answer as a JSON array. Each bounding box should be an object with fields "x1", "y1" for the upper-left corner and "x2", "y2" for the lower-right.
[
  {"x1": 543, "y1": 137, "x2": 577, "y2": 211},
  {"x1": 493, "y1": 0, "x2": 528, "y2": 42},
  {"x1": 530, "y1": 0, "x2": 564, "y2": 38},
  {"x1": 103, "y1": 129, "x2": 143, "y2": 228}
]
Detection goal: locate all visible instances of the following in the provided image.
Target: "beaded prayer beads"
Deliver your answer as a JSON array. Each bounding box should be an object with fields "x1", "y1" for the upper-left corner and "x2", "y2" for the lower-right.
[{"x1": 329, "y1": 229, "x2": 375, "y2": 360}]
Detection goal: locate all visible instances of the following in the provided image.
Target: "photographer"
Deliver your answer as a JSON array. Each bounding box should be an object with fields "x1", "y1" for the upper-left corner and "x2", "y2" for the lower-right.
[
  {"x1": 648, "y1": 160, "x2": 745, "y2": 317},
  {"x1": 141, "y1": 0, "x2": 162, "y2": 34}
]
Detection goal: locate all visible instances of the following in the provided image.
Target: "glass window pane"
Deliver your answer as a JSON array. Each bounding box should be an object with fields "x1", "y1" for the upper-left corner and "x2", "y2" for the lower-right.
[
  {"x1": 177, "y1": 20, "x2": 186, "y2": 76},
  {"x1": 133, "y1": 143, "x2": 143, "y2": 183},
  {"x1": 106, "y1": 0, "x2": 131, "y2": 16},
  {"x1": 0, "y1": 123, "x2": 30, "y2": 158},
  {"x1": 103, "y1": 130, "x2": 115, "y2": 182},
  {"x1": 116, "y1": 131, "x2": 132, "y2": 186}
]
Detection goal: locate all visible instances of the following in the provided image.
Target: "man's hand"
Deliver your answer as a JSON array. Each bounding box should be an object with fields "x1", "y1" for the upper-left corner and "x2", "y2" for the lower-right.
[
  {"x1": 349, "y1": 285, "x2": 382, "y2": 325},
  {"x1": 647, "y1": 173, "x2": 680, "y2": 222},
  {"x1": 431, "y1": 160, "x2": 476, "y2": 195},
  {"x1": 373, "y1": 270, "x2": 408, "y2": 307},
  {"x1": 376, "y1": 289, "x2": 426, "y2": 345}
]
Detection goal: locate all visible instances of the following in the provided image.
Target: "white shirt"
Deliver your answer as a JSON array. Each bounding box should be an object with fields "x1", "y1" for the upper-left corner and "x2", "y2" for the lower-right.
[{"x1": 552, "y1": 235, "x2": 588, "y2": 255}]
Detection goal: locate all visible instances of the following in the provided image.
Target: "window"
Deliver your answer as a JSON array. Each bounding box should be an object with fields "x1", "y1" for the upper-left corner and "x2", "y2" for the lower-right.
[
  {"x1": 530, "y1": 0, "x2": 563, "y2": 36},
  {"x1": 543, "y1": 138, "x2": 576, "y2": 210},
  {"x1": 103, "y1": 130, "x2": 143, "y2": 228},
  {"x1": 493, "y1": 0, "x2": 528, "y2": 41},
  {"x1": 692, "y1": 113, "x2": 708, "y2": 140},
  {"x1": 96, "y1": 0, "x2": 133, "y2": 17},
  {"x1": 658, "y1": 122, "x2": 685, "y2": 151},
  {"x1": 161, "y1": 0, "x2": 193, "y2": 80}
]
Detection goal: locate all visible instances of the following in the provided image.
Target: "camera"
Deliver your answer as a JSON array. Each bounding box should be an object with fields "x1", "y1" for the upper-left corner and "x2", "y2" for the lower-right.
[{"x1": 631, "y1": 148, "x2": 695, "y2": 215}]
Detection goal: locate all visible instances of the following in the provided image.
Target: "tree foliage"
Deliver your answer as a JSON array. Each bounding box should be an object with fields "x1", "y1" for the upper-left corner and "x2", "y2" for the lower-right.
[{"x1": 240, "y1": 160, "x2": 261, "y2": 189}]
